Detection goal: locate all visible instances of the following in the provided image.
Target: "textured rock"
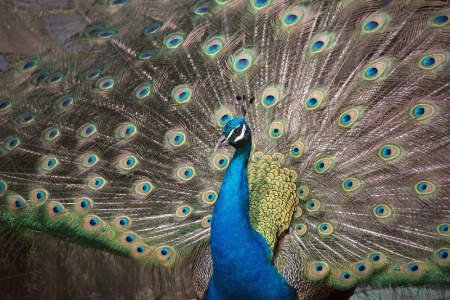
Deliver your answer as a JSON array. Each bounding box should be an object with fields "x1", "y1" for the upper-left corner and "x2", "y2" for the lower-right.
[
  {"x1": 4, "y1": 0, "x2": 75, "y2": 12},
  {"x1": 45, "y1": 13, "x2": 87, "y2": 44},
  {"x1": 0, "y1": 10, "x2": 44, "y2": 55},
  {"x1": 0, "y1": 55, "x2": 9, "y2": 72}
]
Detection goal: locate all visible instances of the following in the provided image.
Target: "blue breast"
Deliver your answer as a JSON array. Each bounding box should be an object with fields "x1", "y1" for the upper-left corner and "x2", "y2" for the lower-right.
[{"x1": 207, "y1": 143, "x2": 294, "y2": 299}]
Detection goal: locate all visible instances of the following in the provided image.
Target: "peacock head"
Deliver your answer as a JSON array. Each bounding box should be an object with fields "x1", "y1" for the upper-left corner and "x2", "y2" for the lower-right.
[{"x1": 215, "y1": 118, "x2": 251, "y2": 151}]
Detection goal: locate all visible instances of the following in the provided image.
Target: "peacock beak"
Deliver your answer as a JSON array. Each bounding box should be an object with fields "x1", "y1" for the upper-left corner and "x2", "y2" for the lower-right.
[{"x1": 215, "y1": 135, "x2": 229, "y2": 151}]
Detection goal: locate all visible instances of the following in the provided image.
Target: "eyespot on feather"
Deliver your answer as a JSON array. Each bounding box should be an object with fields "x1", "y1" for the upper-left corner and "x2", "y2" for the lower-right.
[
  {"x1": 0, "y1": 98, "x2": 13, "y2": 112},
  {"x1": 204, "y1": 37, "x2": 224, "y2": 56},
  {"x1": 172, "y1": 85, "x2": 192, "y2": 104},
  {"x1": 54, "y1": 95, "x2": 74, "y2": 111},
  {"x1": 419, "y1": 53, "x2": 448, "y2": 70},
  {"x1": 305, "y1": 90, "x2": 327, "y2": 111},
  {"x1": 30, "y1": 189, "x2": 49, "y2": 204},
  {"x1": 3, "y1": 137, "x2": 21, "y2": 151},
  {"x1": 373, "y1": 204, "x2": 392, "y2": 219},
  {"x1": 29, "y1": 71, "x2": 50, "y2": 85},
  {"x1": 308, "y1": 262, "x2": 330, "y2": 281},
  {"x1": 314, "y1": 157, "x2": 333, "y2": 173},
  {"x1": 137, "y1": 50, "x2": 157, "y2": 60},
  {"x1": 201, "y1": 215, "x2": 212, "y2": 228},
  {"x1": 166, "y1": 130, "x2": 186, "y2": 148},
  {"x1": 120, "y1": 231, "x2": 140, "y2": 247},
  {"x1": 134, "y1": 180, "x2": 153, "y2": 196},
  {"x1": 40, "y1": 156, "x2": 60, "y2": 172},
  {"x1": 16, "y1": 58, "x2": 39, "y2": 72},
  {"x1": 362, "y1": 13, "x2": 390, "y2": 33},
  {"x1": 367, "y1": 252, "x2": 387, "y2": 268},
  {"x1": 133, "y1": 83, "x2": 152, "y2": 99},
  {"x1": 430, "y1": 12, "x2": 450, "y2": 27},
  {"x1": 318, "y1": 222, "x2": 333, "y2": 236},
  {"x1": 96, "y1": 29, "x2": 117, "y2": 39},
  {"x1": 215, "y1": 107, "x2": 233, "y2": 127},
  {"x1": 7, "y1": 194, "x2": 27, "y2": 213},
  {"x1": 114, "y1": 216, "x2": 132, "y2": 230},
  {"x1": 87, "y1": 176, "x2": 107, "y2": 190},
  {"x1": 83, "y1": 24, "x2": 105, "y2": 37},
  {"x1": 201, "y1": 190, "x2": 218, "y2": 205},
  {"x1": 116, "y1": 123, "x2": 137, "y2": 139},
  {"x1": 272, "y1": 153, "x2": 284, "y2": 163},
  {"x1": 260, "y1": 86, "x2": 280, "y2": 109},
  {"x1": 282, "y1": 5, "x2": 306, "y2": 27},
  {"x1": 289, "y1": 170, "x2": 298, "y2": 182},
  {"x1": 333, "y1": 270, "x2": 358, "y2": 288},
  {"x1": 378, "y1": 144, "x2": 402, "y2": 162},
  {"x1": 252, "y1": 151, "x2": 263, "y2": 162},
  {"x1": 290, "y1": 141, "x2": 305, "y2": 158},
  {"x1": 232, "y1": 49, "x2": 253, "y2": 72},
  {"x1": 74, "y1": 197, "x2": 93, "y2": 212},
  {"x1": 310, "y1": 32, "x2": 333, "y2": 54},
  {"x1": 306, "y1": 199, "x2": 321, "y2": 214},
  {"x1": 351, "y1": 261, "x2": 373, "y2": 279},
  {"x1": 47, "y1": 201, "x2": 65, "y2": 218},
  {"x1": 42, "y1": 127, "x2": 61, "y2": 142},
  {"x1": 176, "y1": 205, "x2": 193, "y2": 217},
  {"x1": 96, "y1": 77, "x2": 115, "y2": 90},
  {"x1": 252, "y1": 0, "x2": 271, "y2": 9},
  {"x1": 176, "y1": 166, "x2": 196, "y2": 182},
  {"x1": 268, "y1": 122, "x2": 284, "y2": 139},
  {"x1": 131, "y1": 242, "x2": 152, "y2": 260},
  {"x1": 80, "y1": 153, "x2": 100, "y2": 168},
  {"x1": 154, "y1": 246, "x2": 176, "y2": 267},
  {"x1": 435, "y1": 248, "x2": 450, "y2": 266},
  {"x1": 414, "y1": 180, "x2": 436, "y2": 196},
  {"x1": 143, "y1": 22, "x2": 161, "y2": 36},
  {"x1": 294, "y1": 206, "x2": 303, "y2": 218},
  {"x1": 410, "y1": 103, "x2": 436, "y2": 121},
  {"x1": 194, "y1": 3, "x2": 210, "y2": 15},
  {"x1": 213, "y1": 154, "x2": 229, "y2": 170},
  {"x1": 82, "y1": 68, "x2": 102, "y2": 80},
  {"x1": 297, "y1": 185, "x2": 309, "y2": 199},
  {"x1": 83, "y1": 214, "x2": 104, "y2": 231},
  {"x1": 107, "y1": 0, "x2": 130, "y2": 8},
  {"x1": 437, "y1": 223, "x2": 449, "y2": 236},
  {"x1": 362, "y1": 59, "x2": 392, "y2": 81},
  {"x1": 15, "y1": 114, "x2": 36, "y2": 126},
  {"x1": 164, "y1": 33, "x2": 185, "y2": 48},
  {"x1": 402, "y1": 261, "x2": 426, "y2": 279},
  {"x1": 0, "y1": 180, "x2": 8, "y2": 196},
  {"x1": 46, "y1": 72, "x2": 65, "y2": 85},
  {"x1": 338, "y1": 108, "x2": 362, "y2": 128},
  {"x1": 78, "y1": 123, "x2": 97, "y2": 139},
  {"x1": 342, "y1": 177, "x2": 362, "y2": 193},
  {"x1": 117, "y1": 155, "x2": 139, "y2": 171},
  {"x1": 294, "y1": 223, "x2": 307, "y2": 235}
]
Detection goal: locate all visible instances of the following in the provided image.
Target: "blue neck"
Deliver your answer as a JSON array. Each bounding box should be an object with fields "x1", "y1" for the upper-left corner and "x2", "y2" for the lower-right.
[{"x1": 207, "y1": 143, "x2": 294, "y2": 299}]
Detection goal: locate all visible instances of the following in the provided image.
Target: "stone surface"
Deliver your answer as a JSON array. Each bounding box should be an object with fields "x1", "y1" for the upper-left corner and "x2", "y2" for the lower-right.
[
  {"x1": 0, "y1": 9, "x2": 45, "y2": 55},
  {"x1": 45, "y1": 13, "x2": 87, "y2": 44},
  {"x1": 0, "y1": 55, "x2": 9, "y2": 72},
  {"x1": 4, "y1": 0, "x2": 75, "y2": 12}
]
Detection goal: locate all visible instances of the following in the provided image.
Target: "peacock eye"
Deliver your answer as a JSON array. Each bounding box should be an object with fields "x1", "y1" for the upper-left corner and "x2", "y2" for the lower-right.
[{"x1": 234, "y1": 128, "x2": 242, "y2": 135}]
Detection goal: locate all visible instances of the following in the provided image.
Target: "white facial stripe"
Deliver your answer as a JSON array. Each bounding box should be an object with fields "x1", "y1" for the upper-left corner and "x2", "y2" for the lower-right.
[
  {"x1": 226, "y1": 128, "x2": 235, "y2": 141},
  {"x1": 234, "y1": 124, "x2": 246, "y2": 142}
]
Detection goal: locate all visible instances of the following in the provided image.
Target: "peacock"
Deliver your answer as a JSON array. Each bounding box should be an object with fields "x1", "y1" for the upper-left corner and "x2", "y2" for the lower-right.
[{"x1": 0, "y1": 0, "x2": 449, "y2": 299}]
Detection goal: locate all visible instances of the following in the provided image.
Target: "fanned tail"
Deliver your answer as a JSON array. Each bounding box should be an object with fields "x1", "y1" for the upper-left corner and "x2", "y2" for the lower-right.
[{"x1": 0, "y1": 0, "x2": 449, "y2": 299}]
